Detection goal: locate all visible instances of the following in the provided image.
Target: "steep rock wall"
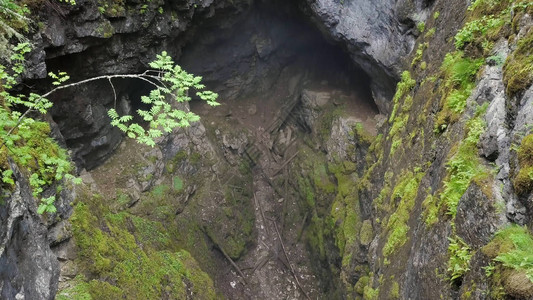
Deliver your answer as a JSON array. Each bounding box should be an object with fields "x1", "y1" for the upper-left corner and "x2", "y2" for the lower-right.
[{"x1": 300, "y1": 0, "x2": 434, "y2": 112}]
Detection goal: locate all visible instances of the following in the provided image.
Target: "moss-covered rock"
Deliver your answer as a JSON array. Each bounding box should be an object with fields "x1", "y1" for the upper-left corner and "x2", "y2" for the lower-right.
[
  {"x1": 504, "y1": 27, "x2": 533, "y2": 95},
  {"x1": 66, "y1": 190, "x2": 216, "y2": 299},
  {"x1": 514, "y1": 134, "x2": 533, "y2": 195}
]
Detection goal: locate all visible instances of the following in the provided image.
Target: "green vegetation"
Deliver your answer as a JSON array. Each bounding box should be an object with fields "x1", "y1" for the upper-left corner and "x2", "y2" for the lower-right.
[
  {"x1": 492, "y1": 226, "x2": 533, "y2": 282},
  {"x1": 417, "y1": 22, "x2": 426, "y2": 33},
  {"x1": 389, "y1": 71, "x2": 416, "y2": 123},
  {"x1": 363, "y1": 285, "x2": 379, "y2": 300},
  {"x1": 454, "y1": 15, "x2": 504, "y2": 50},
  {"x1": 388, "y1": 71, "x2": 416, "y2": 156},
  {"x1": 424, "y1": 28, "x2": 436, "y2": 39},
  {"x1": 359, "y1": 220, "x2": 374, "y2": 246},
  {"x1": 0, "y1": 43, "x2": 80, "y2": 214},
  {"x1": 1, "y1": 45, "x2": 217, "y2": 213},
  {"x1": 483, "y1": 225, "x2": 533, "y2": 297},
  {"x1": 411, "y1": 42, "x2": 428, "y2": 67},
  {"x1": 441, "y1": 107, "x2": 488, "y2": 218},
  {"x1": 382, "y1": 170, "x2": 424, "y2": 257},
  {"x1": 108, "y1": 51, "x2": 219, "y2": 147},
  {"x1": 390, "y1": 280, "x2": 400, "y2": 299},
  {"x1": 447, "y1": 236, "x2": 473, "y2": 282},
  {"x1": 434, "y1": 52, "x2": 483, "y2": 132},
  {"x1": 69, "y1": 191, "x2": 216, "y2": 299},
  {"x1": 454, "y1": 0, "x2": 533, "y2": 94},
  {"x1": 503, "y1": 28, "x2": 533, "y2": 95},
  {"x1": 0, "y1": 0, "x2": 29, "y2": 57},
  {"x1": 422, "y1": 193, "x2": 438, "y2": 226},
  {"x1": 514, "y1": 133, "x2": 533, "y2": 194}
]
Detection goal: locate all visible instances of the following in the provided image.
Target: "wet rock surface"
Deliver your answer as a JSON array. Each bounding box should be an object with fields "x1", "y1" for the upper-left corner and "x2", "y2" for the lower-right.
[
  {"x1": 300, "y1": 0, "x2": 431, "y2": 112},
  {"x1": 0, "y1": 163, "x2": 67, "y2": 300},
  {"x1": 6, "y1": 0, "x2": 533, "y2": 298}
]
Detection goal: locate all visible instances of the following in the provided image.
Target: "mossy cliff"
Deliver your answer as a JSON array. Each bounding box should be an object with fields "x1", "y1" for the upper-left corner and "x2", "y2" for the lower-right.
[
  {"x1": 3, "y1": 0, "x2": 533, "y2": 298},
  {"x1": 326, "y1": 0, "x2": 533, "y2": 298},
  {"x1": 252, "y1": 0, "x2": 533, "y2": 298},
  {"x1": 57, "y1": 189, "x2": 217, "y2": 299}
]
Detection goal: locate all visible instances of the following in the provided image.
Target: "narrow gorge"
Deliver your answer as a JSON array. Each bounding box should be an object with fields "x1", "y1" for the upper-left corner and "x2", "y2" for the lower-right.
[{"x1": 1, "y1": 0, "x2": 533, "y2": 299}]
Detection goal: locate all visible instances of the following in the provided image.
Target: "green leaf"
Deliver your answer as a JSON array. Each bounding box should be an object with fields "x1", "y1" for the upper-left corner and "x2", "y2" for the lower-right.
[
  {"x1": 37, "y1": 204, "x2": 47, "y2": 214},
  {"x1": 108, "y1": 109, "x2": 119, "y2": 119}
]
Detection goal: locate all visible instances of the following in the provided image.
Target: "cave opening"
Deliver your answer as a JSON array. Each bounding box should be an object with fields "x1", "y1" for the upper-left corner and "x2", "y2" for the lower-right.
[
  {"x1": 173, "y1": 2, "x2": 381, "y2": 298},
  {"x1": 180, "y1": 0, "x2": 379, "y2": 134},
  {"x1": 28, "y1": 1, "x2": 385, "y2": 298}
]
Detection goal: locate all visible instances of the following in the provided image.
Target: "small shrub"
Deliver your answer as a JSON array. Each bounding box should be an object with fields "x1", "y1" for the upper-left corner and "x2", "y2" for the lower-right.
[
  {"x1": 441, "y1": 109, "x2": 488, "y2": 218},
  {"x1": 448, "y1": 236, "x2": 473, "y2": 282},
  {"x1": 488, "y1": 225, "x2": 533, "y2": 282},
  {"x1": 455, "y1": 16, "x2": 504, "y2": 50}
]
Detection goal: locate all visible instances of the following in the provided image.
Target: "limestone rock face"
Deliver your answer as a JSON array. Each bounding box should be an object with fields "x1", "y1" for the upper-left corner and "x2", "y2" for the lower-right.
[
  {"x1": 28, "y1": 0, "x2": 251, "y2": 171},
  {"x1": 301, "y1": 0, "x2": 431, "y2": 112},
  {"x1": 0, "y1": 163, "x2": 74, "y2": 300}
]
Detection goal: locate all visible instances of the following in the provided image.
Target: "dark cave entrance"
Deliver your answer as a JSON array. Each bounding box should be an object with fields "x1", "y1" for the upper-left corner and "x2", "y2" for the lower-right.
[
  {"x1": 180, "y1": 0, "x2": 379, "y2": 133},
  {"x1": 176, "y1": 2, "x2": 380, "y2": 298}
]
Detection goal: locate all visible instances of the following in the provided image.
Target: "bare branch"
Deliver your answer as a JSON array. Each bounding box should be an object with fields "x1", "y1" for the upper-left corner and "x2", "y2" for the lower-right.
[
  {"x1": 108, "y1": 77, "x2": 117, "y2": 108},
  {"x1": 41, "y1": 73, "x2": 163, "y2": 99},
  {"x1": 1, "y1": 73, "x2": 165, "y2": 151}
]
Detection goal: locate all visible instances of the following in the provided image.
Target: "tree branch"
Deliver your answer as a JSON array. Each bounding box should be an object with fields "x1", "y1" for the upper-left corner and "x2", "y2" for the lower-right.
[{"x1": 0, "y1": 73, "x2": 166, "y2": 151}]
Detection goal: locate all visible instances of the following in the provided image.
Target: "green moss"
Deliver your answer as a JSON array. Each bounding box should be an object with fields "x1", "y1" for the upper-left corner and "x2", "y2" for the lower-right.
[
  {"x1": 56, "y1": 275, "x2": 92, "y2": 300},
  {"x1": 422, "y1": 193, "x2": 439, "y2": 226},
  {"x1": 486, "y1": 225, "x2": 533, "y2": 282},
  {"x1": 411, "y1": 43, "x2": 428, "y2": 67},
  {"x1": 68, "y1": 192, "x2": 216, "y2": 299},
  {"x1": 95, "y1": 21, "x2": 114, "y2": 38},
  {"x1": 373, "y1": 184, "x2": 391, "y2": 213},
  {"x1": 313, "y1": 164, "x2": 336, "y2": 194},
  {"x1": 389, "y1": 71, "x2": 416, "y2": 123},
  {"x1": 318, "y1": 106, "x2": 344, "y2": 142},
  {"x1": 517, "y1": 134, "x2": 533, "y2": 164},
  {"x1": 359, "y1": 220, "x2": 374, "y2": 246},
  {"x1": 351, "y1": 122, "x2": 375, "y2": 144},
  {"x1": 417, "y1": 22, "x2": 426, "y2": 33},
  {"x1": 382, "y1": 170, "x2": 424, "y2": 257},
  {"x1": 390, "y1": 280, "x2": 400, "y2": 299},
  {"x1": 88, "y1": 280, "x2": 123, "y2": 299},
  {"x1": 425, "y1": 28, "x2": 436, "y2": 39},
  {"x1": 440, "y1": 107, "x2": 489, "y2": 219},
  {"x1": 504, "y1": 28, "x2": 533, "y2": 95},
  {"x1": 461, "y1": 281, "x2": 476, "y2": 299},
  {"x1": 355, "y1": 276, "x2": 370, "y2": 295},
  {"x1": 514, "y1": 166, "x2": 533, "y2": 195},
  {"x1": 172, "y1": 176, "x2": 183, "y2": 191},
  {"x1": 513, "y1": 133, "x2": 533, "y2": 194},
  {"x1": 363, "y1": 285, "x2": 379, "y2": 300},
  {"x1": 435, "y1": 52, "x2": 483, "y2": 132}
]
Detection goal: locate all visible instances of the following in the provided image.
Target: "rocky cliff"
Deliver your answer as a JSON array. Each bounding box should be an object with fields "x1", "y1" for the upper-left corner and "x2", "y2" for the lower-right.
[{"x1": 2, "y1": 0, "x2": 533, "y2": 299}]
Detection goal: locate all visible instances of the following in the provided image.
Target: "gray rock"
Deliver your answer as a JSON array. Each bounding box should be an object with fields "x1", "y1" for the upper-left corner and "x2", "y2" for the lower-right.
[
  {"x1": 299, "y1": 89, "x2": 331, "y2": 130},
  {"x1": 47, "y1": 221, "x2": 72, "y2": 247},
  {"x1": 477, "y1": 50, "x2": 509, "y2": 163},
  {"x1": 0, "y1": 162, "x2": 59, "y2": 300},
  {"x1": 326, "y1": 116, "x2": 360, "y2": 162},
  {"x1": 301, "y1": 0, "x2": 430, "y2": 112},
  {"x1": 512, "y1": 85, "x2": 533, "y2": 140},
  {"x1": 455, "y1": 182, "x2": 507, "y2": 249}
]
